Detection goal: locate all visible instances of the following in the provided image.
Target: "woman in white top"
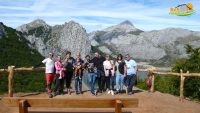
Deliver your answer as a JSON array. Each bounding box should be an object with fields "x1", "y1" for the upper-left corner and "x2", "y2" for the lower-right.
[{"x1": 103, "y1": 54, "x2": 115, "y2": 95}]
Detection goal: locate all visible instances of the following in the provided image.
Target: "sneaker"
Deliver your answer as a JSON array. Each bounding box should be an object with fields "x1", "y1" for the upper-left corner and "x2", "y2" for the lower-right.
[
  {"x1": 48, "y1": 94, "x2": 53, "y2": 98},
  {"x1": 75, "y1": 91, "x2": 78, "y2": 95},
  {"x1": 108, "y1": 90, "x2": 111, "y2": 94},
  {"x1": 128, "y1": 92, "x2": 132, "y2": 95},
  {"x1": 80, "y1": 91, "x2": 83, "y2": 95},
  {"x1": 68, "y1": 89, "x2": 71, "y2": 95},
  {"x1": 126, "y1": 88, "x2": 128, "y2": 95},
  {"x1": 98, "y1": 90, "x2": 102, "y2": 93},
  {"x1": 52, "y1": 92, "x2": 56, "y2": 97},
  {"x1": 94, "y1": 90, "x2": 97, "y2": 96},
  {"x1": 111, "y1": 90, "x2": 114, "y2": 95}
]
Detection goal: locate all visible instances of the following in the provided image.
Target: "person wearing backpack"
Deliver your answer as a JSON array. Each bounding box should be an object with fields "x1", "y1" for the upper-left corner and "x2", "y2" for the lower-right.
[{"x1": 115, "y1": 54, "x2": 126, "y2": 94}]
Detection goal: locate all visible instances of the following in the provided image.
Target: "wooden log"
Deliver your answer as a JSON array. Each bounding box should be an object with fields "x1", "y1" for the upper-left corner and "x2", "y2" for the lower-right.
[
  {"x1": 179, "y1": 70, "x2": 187, "y2": 102},
  {"x1": 153, "y1": 72, "x2": 180, "y2": 76},
  {"x1": 14, "y1": 67, "x2": 45, "y2": 72},
  {"x1": 115, "y1": 100, "x2": 122, "y2": 113},
  {"x1": 19, "y1": 100, "x2": 28, "y2": 113},
  {"x1": 150, "y1": 74, "x2": 155, "y2": 93},
  {"x1": 8, "y1": 66, "x2": 15, "y2": 97},
  {"x1": 183, "y1": 73, "x2": 200, "y2": 77}
]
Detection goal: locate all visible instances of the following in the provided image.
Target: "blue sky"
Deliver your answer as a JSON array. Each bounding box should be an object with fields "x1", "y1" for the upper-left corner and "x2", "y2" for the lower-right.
[{"x1": 0, "y1": 0, "x2": 199, "y2": 32}]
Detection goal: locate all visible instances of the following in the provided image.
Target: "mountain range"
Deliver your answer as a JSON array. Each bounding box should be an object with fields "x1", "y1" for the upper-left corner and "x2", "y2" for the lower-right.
[
  {"x1": 1, "y1": 19, "x2": 200, "y2": 66},
  {"x1": 89, "y1": 20, "x2": 200, "y2": 66}
]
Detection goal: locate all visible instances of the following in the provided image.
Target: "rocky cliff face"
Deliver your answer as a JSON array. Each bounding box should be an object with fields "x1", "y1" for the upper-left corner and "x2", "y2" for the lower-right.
[
  {"x1": 17, "y1": 19, "x2": 91, "y2": 59},
  {"x1": 89, "y1": 20, "x2": 200, "y2": 66}
]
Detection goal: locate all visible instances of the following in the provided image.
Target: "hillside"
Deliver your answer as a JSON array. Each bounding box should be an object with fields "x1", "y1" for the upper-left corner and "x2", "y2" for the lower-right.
[
  {"x1": 0, "y1": 22, "x2": 45, "y2": 94},
  {"x1": 0, "y1": 22, "x2": 44, "y2": 68}
]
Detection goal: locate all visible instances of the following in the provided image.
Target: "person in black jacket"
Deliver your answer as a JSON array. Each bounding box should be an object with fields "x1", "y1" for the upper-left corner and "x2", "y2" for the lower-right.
[
  {"x1": 92, "y1": 52, "x2": 105, "y2": 93},
  {"x1": 63, "y1": 51, "x2": 75, "y2": 95}
]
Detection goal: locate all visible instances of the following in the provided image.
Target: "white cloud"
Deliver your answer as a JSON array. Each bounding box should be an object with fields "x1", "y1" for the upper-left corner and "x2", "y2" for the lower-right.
[
  {"x1": 0, "y1": 6, "x2": 32, "y2": 10},
  {"x1": 0, "y1": 0, "x2": 199, "y2": 32}
]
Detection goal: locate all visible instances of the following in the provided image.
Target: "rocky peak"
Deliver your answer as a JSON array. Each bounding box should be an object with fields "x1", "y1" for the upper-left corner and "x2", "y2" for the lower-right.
[
  {"x1": 29, "y1": 19, "x2": 47, "y2": 27},
  {"x1": 16, "y1": 19, "x2": 50, "y2": 32},
  {"x1": 104, "y1": 20, "x2": 137, "y2": 32},
  {"x1": 17, "y1": 19, "x2": 91, "y2": 59},
  {"x1": 119, "y1": 20, "x2": 134, "y2": 26}
]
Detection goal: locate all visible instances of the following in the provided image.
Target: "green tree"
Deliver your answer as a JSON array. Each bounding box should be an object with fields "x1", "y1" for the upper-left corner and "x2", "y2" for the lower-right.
[{"x1": 173, "y1": 44, "x2": 200, "y2": 100}]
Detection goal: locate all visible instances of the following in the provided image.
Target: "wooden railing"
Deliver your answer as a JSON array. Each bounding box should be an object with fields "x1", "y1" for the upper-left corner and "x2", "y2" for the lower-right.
[
  {"x1": 0, "y1": 66, "x2": 44, "y2": 97},
  {"x1": 0, "y1": 66, "x2": 200, "y2": 102},
  {"x1": 146, "y1": 68, "x2": 200, "y2": 102}
]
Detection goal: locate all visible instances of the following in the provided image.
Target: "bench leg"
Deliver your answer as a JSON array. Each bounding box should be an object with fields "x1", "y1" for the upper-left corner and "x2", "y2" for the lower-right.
[
  {"x1": 19, "y1": 100, "x2": 28, "y2": 113},
  {"x1": 115, "y1": 100, "x2": 122, "y2": 113}
]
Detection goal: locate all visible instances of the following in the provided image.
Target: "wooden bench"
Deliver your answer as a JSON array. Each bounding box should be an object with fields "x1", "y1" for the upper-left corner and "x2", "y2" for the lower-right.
[{"x1": 2, "y1": 97, "x2": 138, "y2": 113}]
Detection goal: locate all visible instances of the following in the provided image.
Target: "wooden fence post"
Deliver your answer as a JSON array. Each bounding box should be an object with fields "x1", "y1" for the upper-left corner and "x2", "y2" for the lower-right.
[
  {"x1": 115, "y1": 100, "x2": 122, "y2": 113},
  {"x1": 8, "y1": 66, "x2": 15, "y2": 97},
  {"x1": 19, "y1": 100, "x2": 28, "y2": 113},
  {"x1": 150, "y1": 74, "x2": 155, "y2": 93},
  {"x1": 180, "y1": 69, "x2": 186, "y2": 102}
]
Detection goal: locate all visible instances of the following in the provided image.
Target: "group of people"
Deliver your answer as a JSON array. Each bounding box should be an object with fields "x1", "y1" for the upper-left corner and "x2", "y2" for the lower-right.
[{"x1": 35, "y1": 51, "x2": 137, "y2": 98}]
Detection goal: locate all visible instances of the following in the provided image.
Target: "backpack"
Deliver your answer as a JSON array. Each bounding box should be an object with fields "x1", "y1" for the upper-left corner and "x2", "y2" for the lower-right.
[
  {"x1": 118, "y1": 61, "x2": 125, "y2": 75},
  {"x1": 146, "y1": 77, "x2": 152, "y2": 88}
]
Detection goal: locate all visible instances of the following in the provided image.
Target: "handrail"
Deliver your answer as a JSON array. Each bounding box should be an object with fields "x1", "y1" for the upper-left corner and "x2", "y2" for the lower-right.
[{"x1": 0, "y1": 66, "x2": 200, "y2": 102}]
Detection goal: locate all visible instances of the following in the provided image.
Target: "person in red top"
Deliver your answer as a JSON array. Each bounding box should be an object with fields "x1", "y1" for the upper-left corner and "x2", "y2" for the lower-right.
[{"x1": 53, "y1": 55, "x2": 64, "y2": 96}]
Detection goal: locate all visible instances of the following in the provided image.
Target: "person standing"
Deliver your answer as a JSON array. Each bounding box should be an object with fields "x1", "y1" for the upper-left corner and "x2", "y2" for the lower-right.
[
  {"x1": 40, "y1": 53, "x2": 55, "y2": 98},
  {"x1": 74, "y1": 53, "x2": 84, "y2": 95},
  {"x1": 124, "y1": 54, "x2": 137, "y2": 95},
  {"x1": 115, "y1": 54, "x2": 126, "y2": 94},
  {"x1": 53, "y1": 55, "x2": 64, "y2": 96},
  {"x1": 63, "y1": 51, "x2": 75, "y2": 95},
  {"x1": 92, "y1": 52, "x2": 105, "y2": 93},
  {"x1": 103, "y1": 54, "x2": 115, "y2": 95},
  {"x1": 84, "y1": 55, "x2": 97, "y2": 96}
]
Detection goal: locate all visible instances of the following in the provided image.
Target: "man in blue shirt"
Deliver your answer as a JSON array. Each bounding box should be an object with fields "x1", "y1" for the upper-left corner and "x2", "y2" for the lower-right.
[{"x1": 124, "y1": 54, "x2": 137, "y2": 95}]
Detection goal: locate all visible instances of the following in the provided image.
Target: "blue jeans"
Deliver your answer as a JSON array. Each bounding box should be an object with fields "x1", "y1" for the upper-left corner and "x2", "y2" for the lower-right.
[
  {"x1": 116, "y1": 74, "x2": 124, "y2": 92},
  {"x1": 75, "y1": 76, "x2": 82, "y2": 93},
  {"x1": 88, "y1": 73, "x2": 96, "y2": 94},
  {"x1": 110, "y1": 76, "x2": 115, "y2": 90},
  {"x1": 124, "y1": 74, "x2": 136, "y2": 93}
]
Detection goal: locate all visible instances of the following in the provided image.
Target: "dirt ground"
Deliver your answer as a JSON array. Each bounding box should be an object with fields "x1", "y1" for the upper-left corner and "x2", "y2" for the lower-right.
[{"x1": 0, "y1": 87, "x2": 200, "y2": 113}]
